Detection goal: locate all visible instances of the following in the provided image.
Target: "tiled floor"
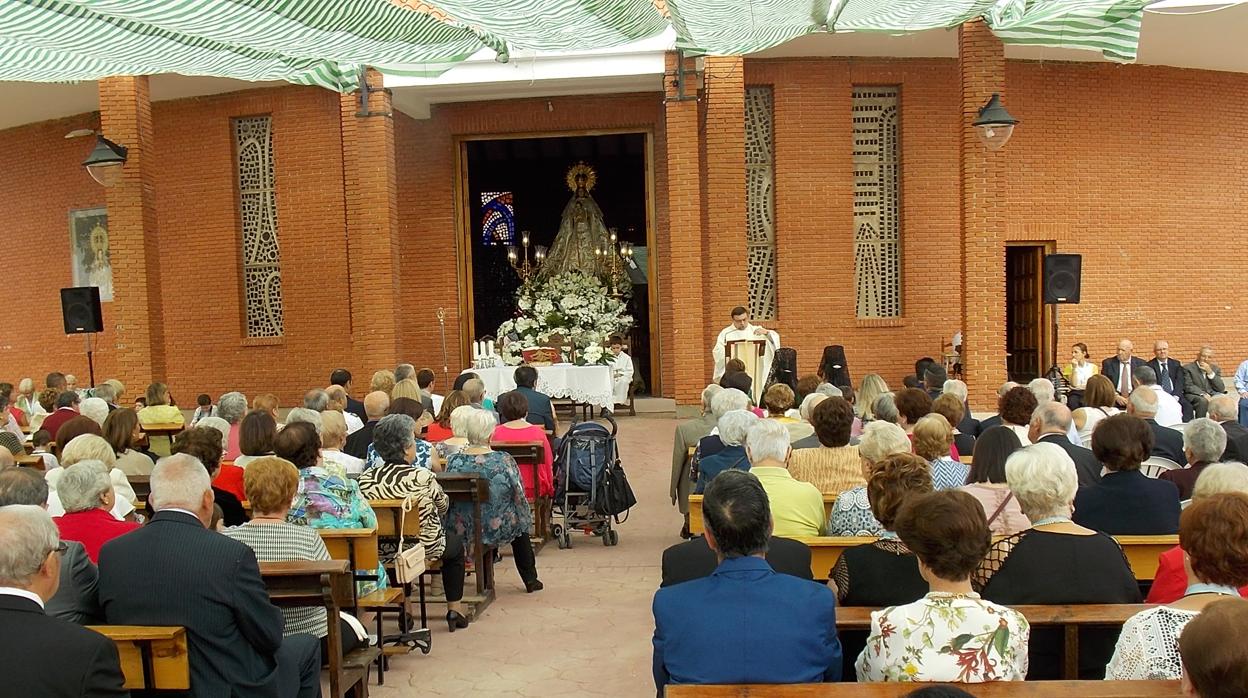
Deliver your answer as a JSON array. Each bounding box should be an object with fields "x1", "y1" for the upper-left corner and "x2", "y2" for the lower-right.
[{"x1": 369, "y1": 414, "x2": 678, "y2": 697}]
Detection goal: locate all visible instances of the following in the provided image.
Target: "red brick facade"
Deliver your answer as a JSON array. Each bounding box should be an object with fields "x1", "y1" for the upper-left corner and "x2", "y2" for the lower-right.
[{"x1": 2, "y1": 50, "x2": 1247, "y2": 408}]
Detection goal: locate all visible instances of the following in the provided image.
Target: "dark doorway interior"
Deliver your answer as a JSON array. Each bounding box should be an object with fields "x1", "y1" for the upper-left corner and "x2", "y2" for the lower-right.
[
  {"x1": 464, "y1": 133, "x2": 653, "y2": 393},
  {"x1": 1006, "y1": 245, "x2": 1045, "y2": 383}
]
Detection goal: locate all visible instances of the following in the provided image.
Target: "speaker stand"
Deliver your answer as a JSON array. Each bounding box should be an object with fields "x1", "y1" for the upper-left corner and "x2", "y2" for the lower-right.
[
  {"x1": 1044, "y1": 303, "x2": 1064, "y2": 401},
  {"x1": 83, "y1": 332, "x2": 97, "y2": 388}
]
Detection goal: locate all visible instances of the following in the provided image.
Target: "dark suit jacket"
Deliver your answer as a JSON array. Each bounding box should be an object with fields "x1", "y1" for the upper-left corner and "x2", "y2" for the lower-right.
[
  {"x1": 46, "y1": 539, "x2": 101, "y2": 624},
  {"x1": 344, "y1": 419, "x2": 378, "y2": 459},
  {"x1": 0, "y1": 593, "x2": 127, "y2": 697},
  {"x1": 1101, "y1": 356, "x2": 1146, "y2": 395},
  {"x1": 345, "y1": 396, "x2": 366, "y2": 423},
  {"x1": 1073, "y1": 470, "x2": 1181, "y2": 535},
  {"x1": 1146, "y1": 418, "x2": 1187, "y2": 465},
  {"x1": 1147, "y1": 358, "x2": 1185, "y2": 399},
  {"x1": 958, "y1": 409, "x2": 980, "y2": 439},
  {"x1": 516, "y1": 386, "x2": 556, "y2": 432},
  {"x1": 1038, "y1": 433, "x2": 1102, "y2": 486},
  {"x1": 1221, "y1": 421, "x2": 1248, "y2": 463},
  {"x1": 98, "y1": 511, "x2": 286, "y2": 698},
  {"x1": 660, "y1": 536, "x2": 814, "y2": 588},
  {"x1": 974, "y1": 414, "x2": 1002, "y2": 437},
  {"x1": 419, "y1": 394, "x2": 435, "y2": 415},
  {"x1": 652, "y1": 556, "x2": 841, "y2": 692}
]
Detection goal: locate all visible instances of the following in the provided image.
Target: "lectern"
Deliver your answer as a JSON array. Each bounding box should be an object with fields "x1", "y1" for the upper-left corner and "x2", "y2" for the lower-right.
[{"x1": 726, "y1": 338, "x2": 768, "y2": 404}]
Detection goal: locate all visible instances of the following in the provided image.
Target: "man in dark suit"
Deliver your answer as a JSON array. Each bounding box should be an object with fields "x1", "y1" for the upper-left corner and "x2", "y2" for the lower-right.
[
  {"x1": 1209, "y1": 395, "x2": 1248, "y2": 462},
  {"x1": 1102, "y1": 339, "x2": 1146, "y2": 409},
  {"x1": 0, "y1": 468, "x2": 101, "y2": 623},
  {"x1": 0, "y1": 505, "x2": 127, "y2": 696},
  {"x1": 344, "y1": 390, "x2": 389, "y2": 459},
  {"x1": 1148, "y1": 340, "x2": 1191, "y2": 422},
  {"x1": 1127, "y1": 387, "x2": 1186, "y2": 465},
  {"x1": 1029, "y1": 402, "x2": 1102, "y2": 486},
  {"x1": 660, "y1": 535, "x2": 813, "y2": 587},
  {"x1": 513, "y1": 365, "x2": 557, "y2": 433},
  {"x1": 98, "y1": 454, "x2": 321, "y2": 697},
  {"x1": 330, "y1": 368, "x2": 367, "y2": 423},
  {"x1": 652, "y1": 470, "x2": 841, "y2": 693},
  {"x1": 1160, "y1": 418, "x2": 1227, "y2": 500}
]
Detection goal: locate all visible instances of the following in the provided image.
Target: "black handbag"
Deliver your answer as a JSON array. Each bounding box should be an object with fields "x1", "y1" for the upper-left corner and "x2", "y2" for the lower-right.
[{"x1": 594, "y1": 460, "x2": 637, "y2": 522}]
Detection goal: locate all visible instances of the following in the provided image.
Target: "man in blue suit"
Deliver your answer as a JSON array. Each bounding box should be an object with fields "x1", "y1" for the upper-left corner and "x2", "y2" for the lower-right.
[{"x1": 652, "y1": 470, "x2": 841, "y2": 694}]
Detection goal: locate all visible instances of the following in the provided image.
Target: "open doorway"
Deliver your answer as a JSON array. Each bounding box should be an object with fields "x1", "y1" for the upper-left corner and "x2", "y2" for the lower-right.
[{"x1": 1005, "y1": 244, "x2": 1053, "y2": 383}]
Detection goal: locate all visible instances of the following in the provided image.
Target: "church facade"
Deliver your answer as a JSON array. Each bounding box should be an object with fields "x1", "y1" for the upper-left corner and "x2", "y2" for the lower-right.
[{"x1": 3, "y1": 25, "x2": 1246, "y2": 409}]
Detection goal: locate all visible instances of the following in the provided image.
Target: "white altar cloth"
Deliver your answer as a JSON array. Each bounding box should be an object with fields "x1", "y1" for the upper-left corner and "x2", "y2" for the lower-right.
[{"x1": 462, "y1": 364, "x2": 614, "y2": 412}]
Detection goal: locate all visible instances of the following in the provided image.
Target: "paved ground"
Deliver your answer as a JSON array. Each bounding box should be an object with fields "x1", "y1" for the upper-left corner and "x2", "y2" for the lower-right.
[{"x1": 369, "y1": 414, "x2": 678, "y2": 697}]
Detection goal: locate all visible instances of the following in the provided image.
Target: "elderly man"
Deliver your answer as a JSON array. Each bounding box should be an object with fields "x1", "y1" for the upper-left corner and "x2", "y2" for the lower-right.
[
  {"x1": 92, "y1": 382, "x2": 118, "y2": 412},
  {"x1": 1235, "y1": 357, "x2": 1248, "y2": 427},
  {"x1": 1208, "y1": 395, "x2": 1248, "y2": 463},
  {"x1": 512, "y1": 365, "x2": 557, "y2": 433},
  {"x1": 462, "y1": 378, "x2": 491, "y2": 410},
  {"x1": 1183, "y1": 345, "x2": 1226, "y2": 419},
  {"x1": 394, "y1": 363, "x2": 417, "y2": 385},
  {"x1": 1127, "y1": 387, "x2": 1186, "y2": 465},
  {"x1": 344, "y1": 390, "x2": 389, "y2": 459},
  {"x1": 0, "y1": 468, "x2": 100, "y2": 624},
  {"x1": 1134, "y1": 365, "x2": 1183, "y2": 427},
  {"x1": 652, "y1": 469, "x2": 841, "y2": 692},
  {"x1": 1028, "y1": 402, "x2": 1101, "y2": 486},
  {"x1": 745, "y1": 419, "x2": 824, "y2": 538},
  {"x1": 329, "y1": 368, "x2": 366, "y2": 423},
  {"x1": 0, "y1": 505, "x2": 126, "y2": 696},
  {"x1": 974, "y1": 381, "x2": 1018, "y2": 436},
  {"x1": 40, "y1": 390, "x2": 81, "y2": 441},
  {"x1": 1028, "y1": 378, "x2": 1083, "y2": 444},
  {"x1": 1159, "y1": 418, "x2": 1228, "y2": 500},
  {"x1": 693, "y1": 388, "x2": 753, "y2": 472},
  {"x1": 671, "y1": 384, "x2": 723, "y2": 538},
  {"x1": 1103, "y1": 339, "x2": 1145, "y2": 408},
  {"x1": 98, "y1": 454, "x2": 321, "y2": 697},
  {"x1": 1148, "y1": 340, "x2": 1190, "y2": 421},
  {"x1": 324, "y1": 385, "x2": 364, "y2": 434}
]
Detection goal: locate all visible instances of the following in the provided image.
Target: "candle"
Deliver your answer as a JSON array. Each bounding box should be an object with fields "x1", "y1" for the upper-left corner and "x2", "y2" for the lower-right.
[
  {"x1": 486, "y1": 340, "x2": 495, "y2": 357},
  {"x1": 522, "y1": 231, "x2": 530, "y2": 247}
]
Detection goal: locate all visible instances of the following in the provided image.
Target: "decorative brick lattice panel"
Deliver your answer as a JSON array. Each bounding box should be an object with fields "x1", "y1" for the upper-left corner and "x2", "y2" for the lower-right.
[
  {"x1": 745, "y1": 87, "x2": 777, "y2": 320},
  {"x1": 233, "y1": 116, "x2": 285, "y2": 337},
  {"x1": 853, "y1": 87, "x2": 901, "y2": 318}
]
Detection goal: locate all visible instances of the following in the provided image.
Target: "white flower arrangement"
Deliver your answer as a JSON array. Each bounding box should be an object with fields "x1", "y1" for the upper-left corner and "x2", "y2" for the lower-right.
[{"x1": 496, "y1": 272, "x2": 632, "y2": 366}]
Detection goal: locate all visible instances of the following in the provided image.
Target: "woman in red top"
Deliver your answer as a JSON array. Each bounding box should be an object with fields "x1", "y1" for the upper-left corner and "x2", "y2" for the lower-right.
[
  {"x1": 425, "y1": 390, "x2": 471, "y2": 443},
  {"x1": 53, "y1": 461, "x2": 140, "y2": 562},
  {"x1": 490, "y1": 390, "x2": 554, "y2": 499}
]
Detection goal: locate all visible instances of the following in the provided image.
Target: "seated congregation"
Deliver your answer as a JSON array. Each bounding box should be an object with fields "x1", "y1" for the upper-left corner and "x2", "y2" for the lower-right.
[
  {"x1": 0, "y1": 364, "x2": 562, "y2": 696},
  {"x1": 658, "y1": 353, "x2": 1248, "y2": 693}
]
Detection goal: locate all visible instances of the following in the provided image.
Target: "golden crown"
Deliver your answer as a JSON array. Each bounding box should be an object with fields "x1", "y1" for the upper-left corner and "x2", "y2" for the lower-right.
[{"x1": 565, "y1": 162, "x2": 597, "y2": 193}]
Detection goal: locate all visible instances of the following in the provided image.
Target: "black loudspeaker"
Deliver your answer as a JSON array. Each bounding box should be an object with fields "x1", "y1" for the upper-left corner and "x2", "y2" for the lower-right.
[
  {"x1": 60, "y1": 287, "x2": 103, "y2": 334},
  {"x1": 1043, "y1": 254, "x2": 1082, "y2": 304}
]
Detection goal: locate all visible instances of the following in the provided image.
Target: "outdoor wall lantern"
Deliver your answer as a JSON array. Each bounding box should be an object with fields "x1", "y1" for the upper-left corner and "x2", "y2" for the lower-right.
[
  {"x1": 82, "y1": 135, "x2": 129, "y2": 187},
  {"x1": 972, "y1": 93, "x2": 1018, "y2": 150}
]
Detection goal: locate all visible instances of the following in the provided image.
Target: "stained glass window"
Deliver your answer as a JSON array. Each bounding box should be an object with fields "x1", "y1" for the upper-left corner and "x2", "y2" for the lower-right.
[
  {"x1": 853, "y1": 87, "x2": 902, "y2": 318},
  {"x1": 233, "y1": 116, "x2": 284, "y2": 337},
  {"x1": 481, "y1": 191, "x2": 515, "y2": 245}
]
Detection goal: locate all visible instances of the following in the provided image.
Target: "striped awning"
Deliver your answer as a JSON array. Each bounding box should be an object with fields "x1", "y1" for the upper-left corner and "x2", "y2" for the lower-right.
[
  {"x1": 987, "y1": 0, "x2": 1149, "y2": 62},
  {"x1": 412, "y1": 0, "x2": 669, "y2": 52}
]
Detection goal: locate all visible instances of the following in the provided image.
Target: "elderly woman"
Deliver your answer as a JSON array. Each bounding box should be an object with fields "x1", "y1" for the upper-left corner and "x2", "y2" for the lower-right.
[
  {"x1": 1107, "y1": 492, "x2": 1248, "y2": 680},
  {"x1": 894, "y1": 388, "x2": 932, "y2": 436},
  {"x1": 236, "y1": 409, "x2": 278, "y2": 469},
  {"x1": 1147, "y1": 462, "x2": 1248, "y2": 603},
  {"x1": 444, "y1": 408, "x2": 542, "y2": 593},
  {"x1": 367, "y1": 397, "x2": 436, "y2": 471},
  {"x1": 436, "y1": 405, "x2": 477, "y2": 460},
  {"x1": 856, "y1": 490, "x2": 1029, "y2": 683},
  {"x1": 975, "y1": 442, "x2": 1140, "y2": 679},
  {"x1": 216, "y1": 391, "x2": 248, "y2": 461},
  {"x1": 172, "y1": 426, "x2": 248, "y2": 526},
  {"x1": 14, "y1": 377, "x2": 37, "y2": 418},
  {"x1": 319, "y1": 411, "x2": 365, "y2": 476},
  {"x1": 791, "y1": 393, "x2": 828, "y2": 449},
  {"x1": 358, "y1": 414, "x2": 471, "y2": 631},
  {"x1": 193, "y1": 416, "x2": 244, "y2": 500},
  {"x1": 1072, "y1": 375, "x2": 1119, "y2": 447},
  {"x1": 789, "y1": 397, "x2": 863, "y2": 495},
  {"x1": 913, "y1": 413, "x2": 968, "y2": 490},
  {"x1": 426, "y1": 390, "x2": 471, "y2": 443},
  {"x1": 47, "y1": 434, "x2": 137, "y2": 521},
  {"x1": 102, "y1": 407, "x2": 156, "y2": 477},
  {"x1": 671, "y1": 384, "x2": 724, "y2": 538},
  {"x1": 959, "y1": 426, "x2": 1029, "y2": 535},
  {"x1": 694, "y1": 410, "x2": 758, "y2": 493},
  {"x1": 491, "y1": 391, "x2": 554, "y2": 499},
  {"x1": 831, "y1": 452, "x2": 933, "y2": 606},
  {"x1": 932, "y1": 393, "x2": 975, "y2": 460},
  {"x1": 78, "y1": 397, "x2": 109, "y2": 428},
  {"x1": 55, "y1": 415, "x2": 102, "y2": 455},
  {"x1": 52, "y1": 460, "x2": 141, "y2": 562},
  {"x1": 136, "y1": 382, "x2": 183, "y2": 457},
  {"x1": 1075, "y1": 414, "x2": 1182, "y2": 535},
  {"x1": 827, "y1": 421, "x2": 912, "y2": 536},
  {"x1": 762, "y1": 383, "x2": 814, "y2": 443},
  {"x1": 998, "y1": 386, "x2": 1039, "y2": 446},
  {"x1": 371, "y1": 369, "x2": 396, "y2": 396},
  {"x1": 275, "y1": 422, "x2": 374, "y2": 530},
  {"x1": 1160, "y1": 418, "x2": 1229, "y2": 501},
  {"x1": 223, "y1": 456, "x2": 365, "y2": 658}
]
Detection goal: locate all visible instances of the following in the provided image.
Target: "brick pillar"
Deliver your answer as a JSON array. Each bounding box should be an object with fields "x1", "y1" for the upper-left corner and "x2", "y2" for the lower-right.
[
  {"x1": 341, "y1": 68, "x2": 402, "y2": 376},
  {"x1": 959, "y1": 21, "x2": 1009, "y2": 411},
  {"x1": 665, "y1": 52, "x2": 708, "y2": 404},
  {"x1": 701, "y1": 56, "x2": 749, "y2": 344},
  {"x1": 99, "y1": 76, "x2": 164, "y2": 389}
]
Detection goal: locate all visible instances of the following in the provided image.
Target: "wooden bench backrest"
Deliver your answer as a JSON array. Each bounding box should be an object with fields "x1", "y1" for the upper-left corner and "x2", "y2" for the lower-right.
[
  {"x1": 835, "y1": 604, "x2": 1151, "y2": 630},
  {"x1": 86, "y1": 625, "x2": 189, "y2": 690},
  {"x1": 369, "y1": 499, "x2": 422, "y2": 538},
  {"x1": 666, "y1": 680, "x2": 1181, "y2": 697},
  {"x1": 258, "y1": 560, "x2": 359, "y2": 698},
  {"x1": 688, "y1": 494, "x2": 835, "y2": 536},
  {"x1": 317, "y1": 528, "x2": 381, "y2": 571},
  {"x1": 128, "y1": 476, "x2": 151, "y2": 500},
  {"x1": 492, "y1": 441, "x2": 545, "y2": 501}
]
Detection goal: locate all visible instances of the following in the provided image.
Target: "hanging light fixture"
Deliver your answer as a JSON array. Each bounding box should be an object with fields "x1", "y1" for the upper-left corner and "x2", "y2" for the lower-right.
[
  {"x1": 82, "y1": 135, "x2": 129, "y2": 187},
  {"x1": 972, "y1": 93, "x2": 1019, "y2": 151}
]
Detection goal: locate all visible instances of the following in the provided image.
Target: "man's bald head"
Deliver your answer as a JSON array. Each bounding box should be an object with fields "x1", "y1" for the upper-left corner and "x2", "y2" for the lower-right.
[
  {"x1": 1031, "y1": 401, "x2": 1072, "y2": 435},
  {"x1": 0, "y1": 448, "x2": 14, "y2": 470},
  {"x1": 363, "y1": 391, "x2": 390, "y2": 420},
  {"x1": 1209, "y1": 394, "x2": 1238, "y2": 422},
  {"x1": 1128, "y1": 386, "x2": 1159, "y2": 418}
]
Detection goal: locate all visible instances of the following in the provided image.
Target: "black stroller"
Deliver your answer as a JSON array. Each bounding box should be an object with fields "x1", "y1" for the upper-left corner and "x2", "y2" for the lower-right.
[{"x1": 551, "y1": 416, "x2": 623, "y2": 548}]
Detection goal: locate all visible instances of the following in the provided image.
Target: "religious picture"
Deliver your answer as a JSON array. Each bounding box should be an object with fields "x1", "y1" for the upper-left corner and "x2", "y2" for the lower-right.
[
  {"x1": 70, "y1": 207, "x2": 112, "y2": 301},
  {"x1": 481, "y1": 191, "x2": 515, "y2": 245}
]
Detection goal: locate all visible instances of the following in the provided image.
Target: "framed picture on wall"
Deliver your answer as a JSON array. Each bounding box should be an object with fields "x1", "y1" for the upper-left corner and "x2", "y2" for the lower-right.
[{"x1": 69, "y1": 207, "x2": 112, "y2": 301}]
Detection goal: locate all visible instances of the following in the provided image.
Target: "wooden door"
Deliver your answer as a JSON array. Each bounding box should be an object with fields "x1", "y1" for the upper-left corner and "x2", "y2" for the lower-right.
[{"x1": 1006, "y1": 246, "x2": 1044, "y2": 382}]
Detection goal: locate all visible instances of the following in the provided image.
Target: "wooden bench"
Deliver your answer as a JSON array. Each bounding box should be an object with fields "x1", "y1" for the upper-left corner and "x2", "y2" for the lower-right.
[
  {"x1": 360, "y1": 499, "x2": 434, "y2": 661},
  {"x1": 667, "y1": 680, "x2": 1182, "y2": 696},
  {"x1": 435, "y1": 472, "x2": 496, "y2": 613},
  {"x1": 492, "y1": 440, "x2": 550, "y2": 547},
  {"x1": 128, "y1": 475, "x2": 151, "y2": 502},
  {"x1": 86, "y1": 625, "x2": 189, "y2": 690},
  {"x1": 688, "y1": 494, "x2": 836, "y2": 536},
  {"x1": 16, "y1": 453, "x2": 43, "y2": 469},
  {"x1": 260, "y1": 560, "x2": 379, "y2": 698}
]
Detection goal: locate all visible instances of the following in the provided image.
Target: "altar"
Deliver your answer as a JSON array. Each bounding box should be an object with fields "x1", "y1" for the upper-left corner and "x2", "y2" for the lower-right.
[{"x1": 463, "y1": 364, "x2": 615, "y2": 412}]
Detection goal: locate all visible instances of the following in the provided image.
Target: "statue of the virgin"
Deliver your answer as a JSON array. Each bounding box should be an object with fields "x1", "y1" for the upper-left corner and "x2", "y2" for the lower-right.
[{"x1": 537, "y1": 163, "x2": 616, "y2": 283}]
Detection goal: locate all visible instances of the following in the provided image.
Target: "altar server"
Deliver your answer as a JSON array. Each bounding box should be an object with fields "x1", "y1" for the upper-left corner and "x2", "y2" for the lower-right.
[{"x1": 609, "y1": 336, "x2": 635, "y2": 408}]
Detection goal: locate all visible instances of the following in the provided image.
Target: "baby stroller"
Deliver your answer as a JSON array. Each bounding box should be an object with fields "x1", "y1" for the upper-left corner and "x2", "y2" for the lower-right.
[{"x1": 551, "y1": 416, "x2": 623, "y2": 548}]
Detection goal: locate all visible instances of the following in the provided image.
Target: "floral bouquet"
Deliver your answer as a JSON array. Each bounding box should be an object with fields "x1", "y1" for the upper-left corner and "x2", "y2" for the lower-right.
[{"x1": 496, "y1": 272, "x2": 632, "y2": 366}]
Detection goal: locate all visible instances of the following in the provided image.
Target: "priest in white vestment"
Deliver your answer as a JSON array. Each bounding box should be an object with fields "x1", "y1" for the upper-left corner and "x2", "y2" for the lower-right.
[
  {"x1": 608, "y1": 337, "x2": 634, "y2": 407},
  {"x1": 711, "y1": 306, "x2": 780, "y2": 390}
]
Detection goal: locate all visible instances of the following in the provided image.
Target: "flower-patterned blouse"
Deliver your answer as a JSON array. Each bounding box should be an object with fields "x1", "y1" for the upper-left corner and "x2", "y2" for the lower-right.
[
  {"x1": 287, "y1": 465, "x2": 385, "y2": 595},
  {"x1": 826, "y1": 485, "x2": 884, "y2": 537},
  {"x1": 444, "y1": 450, "x2": 532, "y2": 548},
  {"x1": 856, "y1": 592, "x2": 1030, "y2": 683}
]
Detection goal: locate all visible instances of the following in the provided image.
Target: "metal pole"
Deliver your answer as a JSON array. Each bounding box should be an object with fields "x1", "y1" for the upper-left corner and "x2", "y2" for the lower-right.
[{"x1": 437, "y1": 307, "x2": 450, "y2": 389}]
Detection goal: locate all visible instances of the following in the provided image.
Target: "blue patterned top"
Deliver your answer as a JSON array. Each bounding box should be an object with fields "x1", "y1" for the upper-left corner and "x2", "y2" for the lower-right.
[
  {"x1": 365, "y1": 437, "x2": 432, "y2": 471},
  {"x1": 287, "y1": 466, "x2": 385, "y2": 594},
  {"x1": 445, "y1": 450, "x2": 532, "y2": 547},
  {"x1": 826, "y1": 485, "x2": 884, "y2": 537},
  {"x1": 929, "y1": 457, "x2": 970, "y2": 491}
]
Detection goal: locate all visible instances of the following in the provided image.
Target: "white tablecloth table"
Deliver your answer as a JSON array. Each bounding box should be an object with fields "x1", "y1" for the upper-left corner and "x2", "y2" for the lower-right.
[{"x1": 463, "y1": 364, "x2": 615, "y2": 412}]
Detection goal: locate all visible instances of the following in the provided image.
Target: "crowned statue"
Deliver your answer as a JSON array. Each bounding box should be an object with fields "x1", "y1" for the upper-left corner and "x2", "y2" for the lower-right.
[{"x1": 536, "y1": 163, "x2": 628, "y2": 293}]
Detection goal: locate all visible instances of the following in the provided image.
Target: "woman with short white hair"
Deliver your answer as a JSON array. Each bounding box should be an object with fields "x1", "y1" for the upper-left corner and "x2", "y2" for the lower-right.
[
  {"x1": 1147, "y1": 461, "x2": 1248, "y2": 603},
  {"x1": 973, "y1": 442, "x2": 1141, "y2": 679},
  {"x1": 695, "y1": 410, "x2": 758, "y2": 493},
  {"x1": 443, "y1": 408, "x2": 542, "y2": 593},
  {"x1": 52, "y1": 460, "x2": 139, "y2": 562},
  {"x1": 216, "y1": 391, "x2": 248, "y2": 461},
  {"x1": 1160, "y1": 418, "x2": 1230, "y2": 500},
  {"x1": 45, "y1": 434, "x2": 137, "y2": 521},
  {"x1": 318, "y1": 411, "x2": 364, "y2": 475},
  {"x1": 78, "y1": 397, "x2": 109, "y2": 427},
  {"x1": 827, "y1": 421, "x2": 911, "y2": 536},
  {"x1": 744, "y1": 418, "x2": 825, "y2": 538},
  {"x1": 284, "y1": 407, "x2": 323, "y2": 435}
]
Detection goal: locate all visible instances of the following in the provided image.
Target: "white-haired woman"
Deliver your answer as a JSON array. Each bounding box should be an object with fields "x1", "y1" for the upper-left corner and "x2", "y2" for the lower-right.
[
  {"x1": 1147, "y1": 461, "x2": 1248, "y2": 603},
  {"x1": 319, "y1": 411, "x2": 365, "y2": 476},
  {"x1": 46, "y1": 434, "x2": 137, "y2": 521},
  {"x1": 694, "y1": 410, "x2": 758, "y2": 493},
  {"x1": 974, "y1": 442, "x2": 1141, "y2": 679},
  {"x1": 216, "y1": 391, "x2": 248, "y2": 461},
  {"x1": 434, "y1": 405, "x2": 476, "y2": 460},
  {"x1": 443, "y1": 408, "x2": 542, "y2": 593},
  {"x1": 827, "y1": 421, "x2": 911, "y2": 536},
  {"x1": 745, "y1": 419, "x2": 825, "y2": 538},
  {"x1": 52, "y1": 460, "x2": 141, "y2": 562}
]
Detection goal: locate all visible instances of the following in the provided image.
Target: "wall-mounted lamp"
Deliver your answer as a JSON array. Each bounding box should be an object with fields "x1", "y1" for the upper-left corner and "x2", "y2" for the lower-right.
[
  {"x1": 82, "y1": 135, "x2": 129, "y2": 187},
  {"x1": 972, "y1": 93, "x2": 1018, "y2": 151}
]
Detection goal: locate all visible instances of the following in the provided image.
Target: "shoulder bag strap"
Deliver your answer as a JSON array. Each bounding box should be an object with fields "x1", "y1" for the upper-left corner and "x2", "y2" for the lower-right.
[
  {"x1": 397, "y1": 494, "x2": 416, "y2": 553},
  {"x1": 986, "y1": 491, "x2": 1014, "y2": 526}
]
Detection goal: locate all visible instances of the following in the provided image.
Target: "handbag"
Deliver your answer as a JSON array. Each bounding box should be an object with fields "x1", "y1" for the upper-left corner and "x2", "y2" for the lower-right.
[
  {"x1": 393, "y1": 495, "x2": 427, "y2": 585},
  {"x1": 594, "y1": 459, "x2": 638, "y2": 522}
]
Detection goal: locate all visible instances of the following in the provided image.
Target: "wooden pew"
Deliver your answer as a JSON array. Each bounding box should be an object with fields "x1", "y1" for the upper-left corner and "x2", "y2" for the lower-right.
[
  {"x1": 16, "y1": 453, "x2": 43, "y2": 469},
  {"x1": 128, "y1": 475, "x2": 151, "y2": 503},
  {"x1": 667, "y1": 680, "x2": 1182, "y2": 697},
  {"x1": 435, "y1": 472, "x2": 496, "y2": 613},
  {"x1": 492, "y1": 440, "x2": 550, "y2": 547},
  {"x1": 260, "y1": 560, "x2": 379, "y2": 698},
  {"x1": 688, "y1": 494, "x2": 836, "y2": 536},
  {"x1": 317, "y1": 528, "x2": 382, "y2": 579},
  {"x1": 86, "y1": 625, "x2": 189, "y2": 690}
]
